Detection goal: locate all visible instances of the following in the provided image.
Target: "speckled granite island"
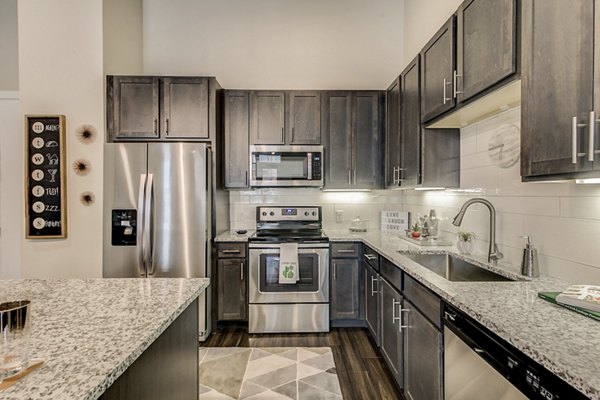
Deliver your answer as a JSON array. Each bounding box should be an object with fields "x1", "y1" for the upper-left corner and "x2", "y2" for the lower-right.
[
  {"x1": 0, "y1": 278, "x2": 209, "y2": 400},
  {"x1": 216, "y1": 228, "x2": 600, "y2": 399}
]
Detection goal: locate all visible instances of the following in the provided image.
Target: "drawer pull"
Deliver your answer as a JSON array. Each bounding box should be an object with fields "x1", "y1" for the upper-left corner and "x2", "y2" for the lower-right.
[
  {"x1": 221, "y1": 249, "x2": 241, "y2": 254},
  {"x1": 337, "y1": 249, "x2": 355, "y2": 254}
]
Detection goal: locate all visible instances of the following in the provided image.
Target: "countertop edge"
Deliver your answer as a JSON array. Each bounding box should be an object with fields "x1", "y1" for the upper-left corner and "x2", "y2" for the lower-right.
[{"x1": 88, "y1": 279, "x2": 210, "y2": 400}]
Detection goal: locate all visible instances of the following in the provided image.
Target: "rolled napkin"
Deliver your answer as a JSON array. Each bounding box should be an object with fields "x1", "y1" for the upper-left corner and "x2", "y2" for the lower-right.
[{"x1": 279, "y1": 243, "x2": 299, "y2": 284}]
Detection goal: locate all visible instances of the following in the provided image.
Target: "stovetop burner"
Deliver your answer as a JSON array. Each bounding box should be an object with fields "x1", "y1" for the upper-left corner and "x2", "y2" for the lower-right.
[{"x1": 251, "y1": 206, "x2": 328, "y2": 243}]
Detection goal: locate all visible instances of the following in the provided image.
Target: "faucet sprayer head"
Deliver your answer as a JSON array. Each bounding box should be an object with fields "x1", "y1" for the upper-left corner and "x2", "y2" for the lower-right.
[{"x1": 452, "y1": 211, "x2": 465, "y2": 226}]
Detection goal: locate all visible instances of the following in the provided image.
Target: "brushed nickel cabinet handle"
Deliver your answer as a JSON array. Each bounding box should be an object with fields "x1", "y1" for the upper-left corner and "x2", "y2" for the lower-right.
[
  {"x1": 589, "y1": 111, "x2": 595, "y2": 162},
  {"x1": 572, "y1": 116, "x2": 587, "y2": 164},
  {"x1": 453, "y1": 70, "x2": 463, "y2": 97},
  {"x1": 166, "y1": 118, "x2": 169, "y2": 134},
  {"x1": 443, "y1": 78, "x2": 452, "y2": 105},
  {"x1": 348, "y1": 169, "x2": 352, "y2": 185},
  {"x1": 392, "y1": 298, "x2": 401, "y2": 325},
  {"x1": 240, "y1": 262, "x2": 244, "y2": 281},
  {"x1": 222, "y1": 249, "x2": 241, "y2": 254},
  {"x1": 337, "y1": 249, "x2": 355, "y2": 254},
  {"x1": 153, "y1": 118, "x2": 158, "y2": 135}
]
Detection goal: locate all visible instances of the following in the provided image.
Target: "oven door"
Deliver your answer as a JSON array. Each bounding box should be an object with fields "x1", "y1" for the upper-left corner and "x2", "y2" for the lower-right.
[
  {"x1": 250, "y1": 145, "x2": 323, "y2": 187},
  {"x1": 249, "y1": 243, "x2": 329, "y2": 303}
]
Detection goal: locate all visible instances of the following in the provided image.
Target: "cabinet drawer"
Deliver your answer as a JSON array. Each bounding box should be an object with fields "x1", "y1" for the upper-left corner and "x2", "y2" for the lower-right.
[
  {"x1": 362, "y1": 244, "x2": 380, "y2": 270},
  {"x1": 404, "y1": 274, "x2": 441, "y2": 329},
  {"x1": 331, "y1": 242, "x2": 360, "y2": 258},
  {"x1": 217, "y1": 243, "x2": 246, "y2": 258},
  {"x1": 380, "y1": 257, "x2": 402, "y2": 292}
]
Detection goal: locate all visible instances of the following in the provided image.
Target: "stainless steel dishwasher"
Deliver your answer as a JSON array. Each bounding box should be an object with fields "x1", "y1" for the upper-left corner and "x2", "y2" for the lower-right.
[{"x1": 443, "y1": 304, "x2": 587, "y2": 400}]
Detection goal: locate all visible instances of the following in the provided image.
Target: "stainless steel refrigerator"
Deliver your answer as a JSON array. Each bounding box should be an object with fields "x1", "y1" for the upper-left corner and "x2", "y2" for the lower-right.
[{"x1": 103, "y1": 142, "x2": 212, "y2": 341}]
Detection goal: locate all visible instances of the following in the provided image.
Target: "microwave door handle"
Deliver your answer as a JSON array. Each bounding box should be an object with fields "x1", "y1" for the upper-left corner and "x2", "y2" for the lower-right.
[{"x1": 137, "y1": 174, "x2": 147, "y2": 276}]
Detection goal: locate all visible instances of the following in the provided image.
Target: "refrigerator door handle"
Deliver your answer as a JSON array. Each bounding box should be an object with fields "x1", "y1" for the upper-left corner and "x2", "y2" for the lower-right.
[
  {"x1": 145, "y1": 173, "x2": 156, "y2": 276},
  {"x1": 137, "y1": 173, "x2": 147, "y2": 276}
]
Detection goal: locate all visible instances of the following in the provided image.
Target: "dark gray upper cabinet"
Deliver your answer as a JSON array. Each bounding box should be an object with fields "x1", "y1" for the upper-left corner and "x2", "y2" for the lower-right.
[
  {"x1": 403, "y1": 300, "x2": 442, "y2": 400},
  {"x1": 323, "y1": 91, "x2": 383, "y2": 189},
  {"x1": 224, "y1": 91, "x2": 250, "y2": 189},
  {"x1": 288, "y1": 92, "x2": 321, "y2": 144},
  {"x1": 380, "y1": 278, "x2": 404, "y2": 387},
  {"x1": 400, "y1": 56, "x2": 421, "y2": 187},
  {"x1": 250, "y1": 91, "x2": 285, "y2": 145},
  {"x1": 456, "y1": 0, "x2": 518, "y2": 104},
  {"x1": 420, "y1": 17, "x2": 456, "y2": 123},
  {"x1": 521, "y1": 0, "x2": 595, "y2": 180},
  {"x1": 385, "y1": 78, "x2": 401, "y2": 188},
  {"x1": 331, "y1": 258, "x2": 360, "y2": 320},
  {"x1": 354, "y1": 92, "x2": 384, "y2": 189},
  {"x1": 160, "y1": 77, "x2": 209, "y2": 139},
  {"x1": 323, "y1": 92, "x2": 354, "y2": 189},
  {"x1": 107, "y1": 75, "x2": 217, "y2": 142},
  {"x1": 107, "y1": 76, "x2": 159, "y2": 140}
]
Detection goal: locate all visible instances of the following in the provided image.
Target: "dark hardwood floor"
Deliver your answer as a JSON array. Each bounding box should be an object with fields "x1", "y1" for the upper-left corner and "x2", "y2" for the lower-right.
[{"x1": 203, "y1": 327, "x2": 404, "y2": 400}]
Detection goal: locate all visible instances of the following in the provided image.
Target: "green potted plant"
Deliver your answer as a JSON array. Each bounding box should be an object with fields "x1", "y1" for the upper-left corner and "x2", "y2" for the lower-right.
[
  {"x1": 457, "y1": 231, "x2": 476, "y2": 254},
  {"x1": 410, "y1": 223, "x2": 421, "y2": 238}
]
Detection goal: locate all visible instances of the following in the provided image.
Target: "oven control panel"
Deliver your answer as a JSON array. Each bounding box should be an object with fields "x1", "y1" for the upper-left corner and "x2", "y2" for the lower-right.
[{"x1": 256, "y1": 207, "x2": 320, "y2": 222}]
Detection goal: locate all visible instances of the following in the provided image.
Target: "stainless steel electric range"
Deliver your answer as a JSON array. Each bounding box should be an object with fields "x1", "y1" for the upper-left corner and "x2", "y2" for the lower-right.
[{"x1": 248, "y1": 206, "x2": 329, "y2": 333}]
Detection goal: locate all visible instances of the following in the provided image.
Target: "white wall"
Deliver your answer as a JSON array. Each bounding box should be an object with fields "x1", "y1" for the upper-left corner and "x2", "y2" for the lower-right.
[
  {"x1": 402, "y1": 0, "x2": 461, "y2": 66},
  {"x1": 0, "y1": 93, "x2": 22, "y2": 278},
  {"x1": 103, "y1": 0, "x2": 143, "y2": 75},
  {"x1": 18, "y1": 0, "x2": 104, "y2": 278},
  {"x1": 403, "y1": 108, "x2": 600, "y2": 284},
  {"x1": 143, "y1": 0, "x2": 404, "y2": 89},
  {"x1": 0, "y1": 0, "x2": 19, "y2": 90}
]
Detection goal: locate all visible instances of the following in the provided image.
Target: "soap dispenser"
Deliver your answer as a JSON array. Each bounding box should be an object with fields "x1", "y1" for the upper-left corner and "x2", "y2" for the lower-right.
[{"x1": 520, "y1": 235, "x2": 539, "y2": 278}]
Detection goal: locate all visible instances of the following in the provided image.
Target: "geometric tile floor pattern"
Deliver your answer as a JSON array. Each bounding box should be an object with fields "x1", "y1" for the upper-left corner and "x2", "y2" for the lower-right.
[{"x1": 199, "y1": 347, "x2": 343, "y2": 399}]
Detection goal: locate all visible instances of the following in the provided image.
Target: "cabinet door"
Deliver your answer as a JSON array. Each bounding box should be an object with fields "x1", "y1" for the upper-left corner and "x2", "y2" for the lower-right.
[
  {"x1": 250, "y1": 91, "x2": 285, "y2": 145},
  {"x1": 161, "y1": 77, "x2": 209, "y2": 139},
  {"x1": 404, "y1": 300, "x2": 442, "y2": 400},
  {"x1": 364, "y1": 264, "x2": 380, "y2": 345},
  {"x1": 400, "y1": 56, "x2": 421, "y2": 187},
  {"x1": 288, "y1": 92, "x2": 321, "y2": 144},
  {"x1": 420, "y1": 17, "x2": 456, "y2": 123},
  {"x1": 457, "y1": 0, "x2": 517, "y2": 104},
  {"x1": 380, "y1": 279, "x2": 403, "y2": 387},
  {"x1": 354, "y1": 92, "x2": 383, "y2": 189},
  {"x1": 218, "y1": 259, "x2": 246, "y2": 320},
  {"x1": 522, "y1": 0, "x2": 594, "y2": 178},
  {"x1": 331, "y1": 258, "x2": 359, "y2": 320},
  {"x1": 323, "y1": 92, "x2": 353, "y2": 189},
  {"x1": 224, "y1": 91, "x2": 250, "y2": 188},
  {"x1": 108, "y1": 76, "x2": 159, "y2": 140},
  {"x1": 386, "y1": 78, "x2": 401, "y2": 188}
]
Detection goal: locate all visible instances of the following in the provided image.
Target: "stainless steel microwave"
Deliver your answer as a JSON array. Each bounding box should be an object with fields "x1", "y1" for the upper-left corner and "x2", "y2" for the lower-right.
[{"x1": 250, "y1": 145, "x2": 323, "y2": 187}]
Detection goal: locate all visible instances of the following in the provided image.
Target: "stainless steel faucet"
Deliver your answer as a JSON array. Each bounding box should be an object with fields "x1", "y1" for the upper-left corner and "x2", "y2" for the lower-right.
[{"x1": 452, "y1": 198, "x2": 503, "y2": 264}]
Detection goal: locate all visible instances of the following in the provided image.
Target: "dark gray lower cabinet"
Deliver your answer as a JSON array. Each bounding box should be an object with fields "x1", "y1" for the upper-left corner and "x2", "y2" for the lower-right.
[
  {"x1": 218, "y1": 259, "x2": 246, "y2": 320},
  {"x1": 365, "y1": 264, "x2": 380, "y2": 345},
  {"x1": 403, "y1": 300, "x2": 442, "y2": 400},
  {"x1": 380, "y1": 278, "x2": 404, "y2": 387},
  {"x1": 331, "y1": 258, "x2": 360, "y2": 320}
]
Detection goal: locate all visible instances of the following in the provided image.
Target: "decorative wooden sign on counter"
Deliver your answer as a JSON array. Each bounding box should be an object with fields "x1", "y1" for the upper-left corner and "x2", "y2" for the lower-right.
[{"x1": 25, "y1": 115, "x2": 67, "y2": 239}]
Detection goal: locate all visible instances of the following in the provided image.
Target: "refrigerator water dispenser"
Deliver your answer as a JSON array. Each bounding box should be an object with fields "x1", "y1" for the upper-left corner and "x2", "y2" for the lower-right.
[{"x1": 111, "y1": 209, "x2": 137, "y2": 246}]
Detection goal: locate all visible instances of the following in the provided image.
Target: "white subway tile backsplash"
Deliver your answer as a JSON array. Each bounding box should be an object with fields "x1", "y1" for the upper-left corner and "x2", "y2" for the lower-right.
[{"x1": 228, "y1": 106, "x2": 600, "y2": 283}]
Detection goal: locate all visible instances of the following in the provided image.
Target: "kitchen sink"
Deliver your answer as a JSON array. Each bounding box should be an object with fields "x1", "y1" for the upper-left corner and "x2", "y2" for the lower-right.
[{"x1": 402, "y1": 253, "x2": 515, "y2": 282}]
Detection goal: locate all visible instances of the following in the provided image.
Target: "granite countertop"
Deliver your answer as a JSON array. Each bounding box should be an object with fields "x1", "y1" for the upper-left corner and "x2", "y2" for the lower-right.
[
  {"x1": 0, "y1": 278, "x2": 209, "y2": 400},
  {"x1": 214, "y1": 230, "x2": 255, "y2": 242},
  {"x1": 325, "y1": 228, "x2": 599, "y2": 399},
  {"x1": 217, "y1": 227, "x2": 599, "y2": 398}
]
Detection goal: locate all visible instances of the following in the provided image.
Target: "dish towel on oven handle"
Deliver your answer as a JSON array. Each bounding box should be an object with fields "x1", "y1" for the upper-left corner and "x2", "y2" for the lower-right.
[{"x1": 279, "y1": 243, "x2": 299, "y2": 284}]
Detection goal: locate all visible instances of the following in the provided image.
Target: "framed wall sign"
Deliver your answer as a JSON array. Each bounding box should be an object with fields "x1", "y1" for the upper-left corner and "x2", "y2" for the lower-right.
[{"x1": 25, "y1": 115, "x2": 67, "y2": 239}]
